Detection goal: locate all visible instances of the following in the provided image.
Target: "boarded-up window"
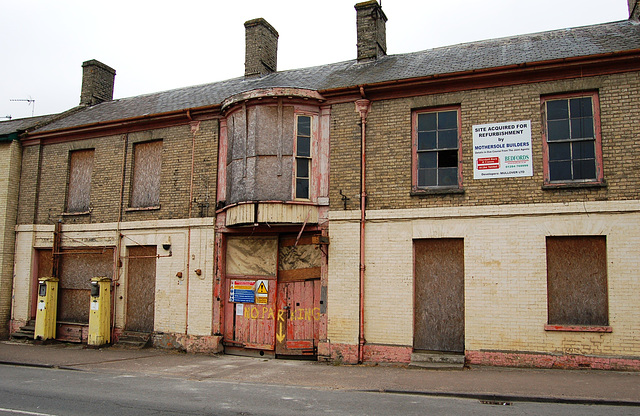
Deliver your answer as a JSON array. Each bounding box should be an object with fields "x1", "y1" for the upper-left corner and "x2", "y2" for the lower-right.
[
  {"x1": 130, "y1": 140, "x2": 162, "y2": 208},
  {"x1": 226, "y1": 236, "x2": 277, "y2": 276},
  {"x1": 546, "y1": 236, "x2": 608, "y2": 326},
  {"x1": 66, "y1": 149, "x2": 94, "y2": 213}
]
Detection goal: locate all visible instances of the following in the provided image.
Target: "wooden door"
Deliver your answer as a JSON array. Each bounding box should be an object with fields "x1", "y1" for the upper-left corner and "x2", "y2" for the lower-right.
[
  {"x1": 275, "y1": 234, "x2": 322, "y2": 356},
  {"x1": 126, "y1": 246, "x2": 156, "y2": 333},
  {"x1": 414, "y1": 239, "x2": 464, "y2": 353},
  {"x1": 275, "y1": 279, "x2": 321, "y2": 355},
  {"x1": 224, "y1": 277, "x2": 277, "y2": 350},
  {"x1": 223, "y1": 237, "x2": 278, "y2": 351}
]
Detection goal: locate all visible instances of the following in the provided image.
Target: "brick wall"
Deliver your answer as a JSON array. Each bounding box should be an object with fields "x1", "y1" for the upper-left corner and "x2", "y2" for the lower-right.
[
  {"x1": 17, "y1": 145, "x2": 40, "y2": 224},
  {"x1": 12, "y1": 218, "x2": 216, "y2": 339},
  {"x1": 327, "y1": 202, "x2": 640, "y2": 364},
  {"x1": 355, "y1": 0, "x2": 387, "y2": 61},
  {"x1": 0, "y1": 141, "x2": 21, "y2": 337},
  {"x1": 244, "y1": 18, "x2": 278, "y2": 77},
  {"x1": 327, "y1": 71, "x2": 640, "y2": 367},
  {"x1": 330, "y1": 72, "x2": 640, "y2": 212},
  {"x1": 18, "y1": 120, "x2": 218, "y2": 226},
  {"x1": 329, "y1": 103, "x2": 362, "y2": 212},
  {"x1": 80, "y1": 60, "x2": 116, "y2": 106}
]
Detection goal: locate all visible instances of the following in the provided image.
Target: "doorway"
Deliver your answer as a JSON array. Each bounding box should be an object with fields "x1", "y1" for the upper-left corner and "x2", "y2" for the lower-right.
[
  {"x1": 223, "y1": 233, "x2": 322, "y2": 357},
  {"x1": 414, "y1": 238, "x2": 464, "y2": 353},
  {"x1": 125, "y1": 246, "x2": 156, "y2": 333}
]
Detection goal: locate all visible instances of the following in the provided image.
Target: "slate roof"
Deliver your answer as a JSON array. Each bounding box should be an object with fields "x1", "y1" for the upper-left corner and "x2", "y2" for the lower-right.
[
  {"x1": 0, "y1": 115, "x2": 58, "y2": 138},
  {"x1": 36, "y1": 19, "x2": 640, "y2": 133}
]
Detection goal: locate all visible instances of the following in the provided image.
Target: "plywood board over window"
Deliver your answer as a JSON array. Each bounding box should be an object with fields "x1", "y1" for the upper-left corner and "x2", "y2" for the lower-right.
[
  {"x1": 546, "y1": 236, "x2": 608, "y2": 327},
  {"x1": 66, "y1": 149, "x2": 94, "y2": 213},
  {"x1": 130, "y1": 140, "x2": 162, "y2": 208}
]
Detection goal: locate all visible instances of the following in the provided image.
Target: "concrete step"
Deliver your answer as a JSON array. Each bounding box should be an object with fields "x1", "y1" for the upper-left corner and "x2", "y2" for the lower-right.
[
  {"x1": 11, "y1": 320, "x2": 36, "y2": 340},
  {"x1": 114, "y1": 331, "x2": 151, "y2": 349},
  {"x1": 10, "y1": 331, "x2": 34, "y2": 339},
  {"x1": 410, "y1": 352, "x2": 465, "y2": 370}
]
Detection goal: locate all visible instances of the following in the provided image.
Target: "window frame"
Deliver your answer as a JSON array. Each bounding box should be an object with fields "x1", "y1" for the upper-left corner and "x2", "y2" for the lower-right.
[
  {"x1": 64, "y1": 148, "x2": 95, "y2": 215},
  {"x1": 541, "y1": 91, "x2": 604, "y2": 187},
  {"x1": 411, "y1": 106, "x2": 463, "y2": 193},
  {"x1": 129, "y1": 139, "x2": 163, "y2": 210},
  {"x1": 293, "y1": 113, "x2": 313, "y2": 201}
]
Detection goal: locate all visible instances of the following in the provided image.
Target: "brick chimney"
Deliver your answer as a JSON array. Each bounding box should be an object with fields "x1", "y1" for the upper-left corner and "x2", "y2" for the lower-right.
[
  {"x1": 355, "y1": 0, "x2": 387, "y2": 62},
  {"x1": 244, "y1": 18, "x2": 279, "y2": 78},
  {"x1": 630, "y1": 0, "x2": 639, "y2": 21},
  {"x1": 80, "y1": 60, "x2": 116, "y2": 106}
]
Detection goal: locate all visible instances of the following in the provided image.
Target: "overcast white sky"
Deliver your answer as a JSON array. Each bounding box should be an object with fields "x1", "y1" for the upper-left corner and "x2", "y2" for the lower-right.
[{"x1": 0, "y1": 0, "x2": 631, "y2": 120}]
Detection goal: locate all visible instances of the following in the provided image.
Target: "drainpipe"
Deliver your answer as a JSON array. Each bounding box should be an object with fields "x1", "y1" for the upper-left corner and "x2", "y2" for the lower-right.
[
  {"x1": 185, "y1": 114, "x2": 200, "y2": 335},
  {"x1": 355, "y1": 94, "x2": 371, "y2": 364},
  {"x1": 112, "y1": 133, "x2": 128, "y2": 339}
]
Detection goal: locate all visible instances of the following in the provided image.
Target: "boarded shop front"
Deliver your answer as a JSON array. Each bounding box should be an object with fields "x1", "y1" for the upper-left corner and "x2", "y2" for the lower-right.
[{"x1": 223, "y1": 234, "x2": 322, "y2": 357}]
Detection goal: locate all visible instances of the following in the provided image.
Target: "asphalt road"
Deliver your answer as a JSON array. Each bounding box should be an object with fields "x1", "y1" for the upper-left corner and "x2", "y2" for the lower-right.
[{"x1": 0, "y1": 365, "x2": 637, "y2": 416}]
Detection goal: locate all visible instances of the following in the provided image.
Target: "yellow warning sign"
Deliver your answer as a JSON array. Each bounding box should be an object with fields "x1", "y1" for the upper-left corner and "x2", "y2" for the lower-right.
[
  {"x1": 255, "y1": 280, "x2": 268, "y2": 304},
  {"x1": 256, "y1": 281, "x2": 268, "y2": 294}
]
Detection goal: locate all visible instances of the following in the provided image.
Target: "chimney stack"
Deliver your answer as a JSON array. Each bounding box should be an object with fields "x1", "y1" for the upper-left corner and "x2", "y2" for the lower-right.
[
  {"x1": 355, "y1": 0, "x2": 387, "y2": 62},
  {"x1": 630, "y1": 0, "x2": 639, "y2": 21},
  {"x1": 244, "y1": 18, "x2": 279, "y2": 78},
  {"x1": 80, "y1": 60, "x2": 116, "y2": 106}
]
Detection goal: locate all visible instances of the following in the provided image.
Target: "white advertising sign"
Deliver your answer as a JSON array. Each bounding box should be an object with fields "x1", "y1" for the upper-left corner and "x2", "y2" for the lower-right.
[{"x1": 473, "y1": 120, "x2": 533, "y2": 179}]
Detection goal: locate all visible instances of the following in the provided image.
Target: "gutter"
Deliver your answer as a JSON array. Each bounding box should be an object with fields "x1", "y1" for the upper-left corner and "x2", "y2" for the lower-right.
[
  {"x1": 21, "y1": 106, "x2": 222, "y2": 145},
  {"x1": 320, "y1": 48, "x2": 640, "y2": 102}
]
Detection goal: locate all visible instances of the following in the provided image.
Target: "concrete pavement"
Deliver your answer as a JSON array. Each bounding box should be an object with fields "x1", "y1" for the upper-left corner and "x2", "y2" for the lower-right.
[{"x1": 0, "y1": 340, "x2": 638, "y2": 406}]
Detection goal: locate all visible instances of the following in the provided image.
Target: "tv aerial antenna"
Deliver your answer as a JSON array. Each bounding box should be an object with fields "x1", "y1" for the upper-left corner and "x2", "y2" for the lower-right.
[{"x1": 10, "y1": 97, "x2": 36, "y2": 117}]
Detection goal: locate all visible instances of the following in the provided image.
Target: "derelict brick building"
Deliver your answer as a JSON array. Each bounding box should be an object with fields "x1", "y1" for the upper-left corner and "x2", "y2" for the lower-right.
[{"x1": 7, "y1": 0, "x2": 640, "y2": 369}]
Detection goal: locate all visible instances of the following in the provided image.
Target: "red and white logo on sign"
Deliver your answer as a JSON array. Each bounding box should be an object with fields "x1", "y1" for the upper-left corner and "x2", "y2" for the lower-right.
[{"x1": 477, "y1": 157, "x2": 500, "y2": 170}]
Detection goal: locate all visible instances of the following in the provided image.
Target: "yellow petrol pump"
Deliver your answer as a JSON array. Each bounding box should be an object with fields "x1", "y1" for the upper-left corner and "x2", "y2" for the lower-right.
[
  {"x1": 88, "y1": 276, "x2": 111, "y2": 346},
  {"x1": 34, "y1": 277, "x2": 59, "y2": 341}
]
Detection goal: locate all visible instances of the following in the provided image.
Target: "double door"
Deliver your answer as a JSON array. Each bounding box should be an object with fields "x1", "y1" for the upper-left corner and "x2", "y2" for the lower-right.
[{"x1": 223, "y1": 234, "x2": 322, "y2": 356}]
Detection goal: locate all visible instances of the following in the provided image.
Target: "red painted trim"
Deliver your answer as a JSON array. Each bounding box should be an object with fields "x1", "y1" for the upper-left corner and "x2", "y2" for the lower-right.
[
  {"x1": 22, "y1": 109, "x2": 220, "y2": 146},
  {"x1": 220, "y1": 87, "x2": 325, "y2": 112},
  {"x1": 322, "y1": 51, "x2": 640, "y2": 103},
  {"x1": 292, "y1": 112, "x2": 317, "y2": 201},
  {"x1": 541, "y1": 91, "x2": 603, "y2": 185},
  {"x1": 363, "y1": 344, "x2": 412, "y2": 363},
  {"x1": 467, "y1": 350, "x2": 640, "y2": 371},
  {"x1": 544, "y1": 324, "x2": 612, "y2": 332},
  {"x1": 411, "y1": 106, "x2": 463, "y2": 191},
  {"x1": 317, "y1": 106, "x2": 331, "y2": 200},
  {"x1": 217, "y1": 118, "x2": 228, "y2": 203}
]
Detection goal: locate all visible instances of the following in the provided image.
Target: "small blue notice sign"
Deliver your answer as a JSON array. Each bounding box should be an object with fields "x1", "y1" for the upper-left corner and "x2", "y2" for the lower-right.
[{"x1": 229, "y1": 280, "x2": 256, "y2": 303}]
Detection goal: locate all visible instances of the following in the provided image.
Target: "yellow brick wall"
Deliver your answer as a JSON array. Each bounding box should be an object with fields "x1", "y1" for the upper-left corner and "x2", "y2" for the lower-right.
[
  {"x1": 326, "y1": 221, "x2": 360, "y2": 344},
  {"x1": 17, "y1": 120, "x2": 218, "y2": 225},
  {"x1": 330, "y1": 72, "x2": 640, "y2": 212},
  {"x1": 11, "y1": 218, "x2": 215, "y2": 337},
  {"x1": 0, "y1": 141, "x2": 21, "y2": 337},
  {"x1": 328, "y1": 201, "x2": 640, "y2": 358}
]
